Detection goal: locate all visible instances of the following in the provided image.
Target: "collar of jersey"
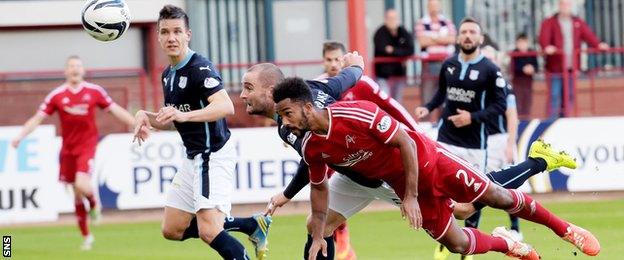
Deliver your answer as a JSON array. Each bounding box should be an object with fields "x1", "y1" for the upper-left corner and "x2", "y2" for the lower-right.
[
  {"x1": 457, "y1": 53, "x2": 484, "y2": 80},
  {"x1": 170, "y1": 49, "x2": 196, "y2": 71},
  {"x1": 457, "y1": 53, "x2": 484, "y2": 65}
]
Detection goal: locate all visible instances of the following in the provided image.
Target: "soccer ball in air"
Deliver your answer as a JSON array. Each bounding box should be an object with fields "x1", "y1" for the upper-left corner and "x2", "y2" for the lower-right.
[{"x1": 81, "y1": 0, "x2": 131, "y2": 41}]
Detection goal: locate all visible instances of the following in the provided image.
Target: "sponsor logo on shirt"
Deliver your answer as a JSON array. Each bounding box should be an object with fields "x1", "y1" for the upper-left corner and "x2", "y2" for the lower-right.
[
  {"x1": 335, "y1": 149, "x2": 373, "y2": 167},
  {"x1": 165, "y1": 103, "x2": 192, "y2": 112},
  {"x1": 63, "y1": 104, "x2": 89, "y2": 115},
  {"x1": 447, "y1": 87, "x2": 476, "y2": 103}
]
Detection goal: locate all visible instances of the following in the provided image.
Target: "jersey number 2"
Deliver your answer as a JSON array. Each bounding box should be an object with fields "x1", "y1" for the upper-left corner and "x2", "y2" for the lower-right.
[{"x1": 455, "y1": 169, "x2": 483, "y2": 192}]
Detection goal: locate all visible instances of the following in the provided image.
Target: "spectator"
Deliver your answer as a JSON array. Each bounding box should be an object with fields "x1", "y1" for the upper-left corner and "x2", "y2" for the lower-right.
[
  {"x1": 415, "y1": 0, "x2": 456, "y2": 124},
  {"x1": 511, "y1": 33, "x2": 538, "y2": 119},
  {"x1": 538, "y1": 0, "x2": 608, "y2": 118},
  {"x1": 373, "y1": 8, "x2": 414, "y2": 102}
]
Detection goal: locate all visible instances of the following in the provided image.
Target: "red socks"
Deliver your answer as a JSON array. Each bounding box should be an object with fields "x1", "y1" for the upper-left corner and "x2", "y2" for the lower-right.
[
  {"x1": 461, "y1": 227, "x2": 509, "y2": 255},
  {"x1": 85, "y1": 194, "x2": 97, "y2": 210},
  {"x1": 506, "y1": 189, "x2": 569, "y2": 237},
  {"x1": 75, "y1": 200, "x2": 89, "y2": 237}
]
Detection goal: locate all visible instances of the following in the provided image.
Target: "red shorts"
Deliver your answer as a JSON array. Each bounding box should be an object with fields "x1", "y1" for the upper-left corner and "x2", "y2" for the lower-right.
[
  {"x1": 387, "y1": 147, "x2": 491, "y2": 240},
  {"x1": 59, "y1": 149, "x2": 95, "y2": 183}
]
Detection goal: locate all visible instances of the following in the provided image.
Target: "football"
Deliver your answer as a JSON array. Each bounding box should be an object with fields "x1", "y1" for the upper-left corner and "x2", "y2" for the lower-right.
[{"x1": 81, "y1": 0, "x2": 131, "y2": 42}]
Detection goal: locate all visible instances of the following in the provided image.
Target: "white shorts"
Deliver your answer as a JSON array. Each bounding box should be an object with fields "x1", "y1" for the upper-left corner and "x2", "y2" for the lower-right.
[
  {"x1": 165, "y1": 140, "x2": 236, "y2": 216},
  {"x1": 439, "y1": 142, "x2": 487, "y2": 175},
  {"x1": 328, "y1": 174, "x2": 401, "y2": 218},
  {"x1": 486, "y1": 133, "x2": 517, "y2": 172}
]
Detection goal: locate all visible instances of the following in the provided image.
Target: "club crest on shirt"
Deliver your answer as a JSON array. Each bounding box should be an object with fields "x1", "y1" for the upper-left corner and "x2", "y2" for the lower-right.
[
  {"x1": 62, "y1": 97, "x2": 70, "y2": 104},
  {"x1": 178, "y1": 76, "x2": 188, "y2": 89},
  {"x1": 82, "y1": 93, "x2": 91, "y2": 102},
  {"x1": 377, "y1": 116, "x2": 392, "y2": 133},
  {"x1": 469, "y1": 70, "x2": 479, "y2": 81}
]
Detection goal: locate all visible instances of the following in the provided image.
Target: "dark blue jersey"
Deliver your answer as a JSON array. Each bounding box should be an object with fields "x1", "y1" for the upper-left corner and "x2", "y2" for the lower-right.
[
  {"x1": 486, "y1": 83, "x2": 516, "y2": 135},
  {"x1": 161, "y1": 50, "x2": 230, "y2": 158},
  {"x1": 425, "y1": 53, "x2": 507, "y2": 149}
]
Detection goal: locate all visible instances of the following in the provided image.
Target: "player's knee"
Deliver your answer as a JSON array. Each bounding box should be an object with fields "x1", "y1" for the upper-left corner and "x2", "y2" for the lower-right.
[
  {"x1": 198, "y1": 223, "x2": 222, "y2": 243},
  {"x1": 446, "y1": 244, "x2": 467, "y2": 254},
  {"x1": 480, "y1": 185, "x2": 514, "y2": 209},
  {"x1": 453, "y1": 207, "x2": 473, "y2": 220},
  {"x1": 161, "y1": 226, "x2": 184, "y2": 241}
]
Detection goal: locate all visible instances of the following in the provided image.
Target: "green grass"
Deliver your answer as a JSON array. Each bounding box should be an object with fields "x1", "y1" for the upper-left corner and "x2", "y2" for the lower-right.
[{"x1": 3, "y1": 199, "x2": 624, "y2": 259}]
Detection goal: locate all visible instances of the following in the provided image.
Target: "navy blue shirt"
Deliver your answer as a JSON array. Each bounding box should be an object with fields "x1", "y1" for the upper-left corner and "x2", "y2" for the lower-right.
[
  {"x1": 425, "y1": 53, "x2": 507, "y2": 149},
  {"x1": 161, "y1": 50, "x2": 230, "y2": 158},
  {"x1": 487, "y1": 83, "x2": 516, "y2": 135}
]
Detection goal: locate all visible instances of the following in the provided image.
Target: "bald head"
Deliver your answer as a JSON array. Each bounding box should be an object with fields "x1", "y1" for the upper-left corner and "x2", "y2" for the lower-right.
[
  {"x1": 241, "y1": 63, "x2": 285, "y2": 116},
  {"x1": 247, "y1": 63, "x2": 285, "y2": 87}
]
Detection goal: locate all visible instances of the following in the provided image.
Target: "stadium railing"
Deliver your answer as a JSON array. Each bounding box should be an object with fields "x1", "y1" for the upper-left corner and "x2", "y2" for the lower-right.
[
  {"x1": 0, "y1": 68, "x2": 147, "y2": 134},
  {"x1": 371, "y1": 47, "x2": 624, "y2": 119}
]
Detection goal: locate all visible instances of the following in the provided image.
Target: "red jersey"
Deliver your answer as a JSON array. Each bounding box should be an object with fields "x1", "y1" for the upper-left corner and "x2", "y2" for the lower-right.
[
  {"x1": 39, "y1": 82, "x2": 114, "y2": 153},
  {"x1": 302, "y1": 100, "x2": 439, "y2": 185},
  {"x1": 315, "y1": 74, "x2": 419, "y2": 131}
]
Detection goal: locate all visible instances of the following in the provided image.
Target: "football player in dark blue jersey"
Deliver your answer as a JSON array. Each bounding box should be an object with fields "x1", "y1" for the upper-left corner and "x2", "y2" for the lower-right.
[
  {"x1": 133, "y1": 5, "x2": 269, "y2": 260},
  {"x1": 415, "y1": 17, "x2": 507, "y2": 260}
]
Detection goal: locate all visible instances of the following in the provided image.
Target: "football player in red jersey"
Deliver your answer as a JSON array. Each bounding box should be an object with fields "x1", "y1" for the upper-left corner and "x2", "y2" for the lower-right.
[
  {"x1": 273, "y1": 77, "x2": 600, "y2": 260},
  {"x1": 12, "y1": 55, "x2": 135, "y2": 250}
]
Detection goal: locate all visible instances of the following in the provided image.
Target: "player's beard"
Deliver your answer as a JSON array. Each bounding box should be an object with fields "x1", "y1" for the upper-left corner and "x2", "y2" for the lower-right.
[
  {"x1": 461, "y1": 44, "x2": 478, "y2": 55},
  {"x1": 293, "y1": 110, "x2": 311, "y2": 137},
  {"x1": 460, "y1": 40, "x2": 479, "y2": 55}
]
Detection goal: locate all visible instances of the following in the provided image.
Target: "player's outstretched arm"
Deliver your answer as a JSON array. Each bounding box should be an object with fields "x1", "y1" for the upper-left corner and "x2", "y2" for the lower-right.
[
  {"x1": 387, "y1": 128, "x2": 422, "y2": 229},
  {"x1": 265, "y1": 160, "x2": 310, "y2": 215},
  {"x1": 162, "y1": 89, "x2": 234, "y2": 124},
  {"x1": 11, "y1": 112, "x2": 46, "y2": 148},
  {"x1": 108, "y1": 103, "x2": 136, "y2": 128},
  {"x1": 308, "y1": 181, "x2": 329, "y2": 260}
]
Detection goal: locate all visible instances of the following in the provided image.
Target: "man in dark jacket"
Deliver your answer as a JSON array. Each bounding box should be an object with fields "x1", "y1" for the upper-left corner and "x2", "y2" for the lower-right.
[{"x1": 373, "y1": 8, "x2": 414, "y2": 102}]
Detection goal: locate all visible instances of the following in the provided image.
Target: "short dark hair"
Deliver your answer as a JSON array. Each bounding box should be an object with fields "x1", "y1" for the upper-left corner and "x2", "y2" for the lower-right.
[
  {"x1": 322, "y1": 41, "x2": 346, "y2": 56},
  {"x1": 459, "y1": 17, "x2": 483, "y2": 34},
  {"x1": 272, "y1": 77, "x2": 313, "y2": 104},
  {"x1": 158, "y1": 5, "x2": 189, "y2": 29},
  {"x1": 516, "y1": 32, "x2": 528, "y2": 41}
]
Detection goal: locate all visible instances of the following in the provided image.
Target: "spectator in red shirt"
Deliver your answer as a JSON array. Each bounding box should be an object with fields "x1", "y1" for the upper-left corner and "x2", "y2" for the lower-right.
[{"x1": 538, "y1": 0, "x2": 608, "y2": 118}]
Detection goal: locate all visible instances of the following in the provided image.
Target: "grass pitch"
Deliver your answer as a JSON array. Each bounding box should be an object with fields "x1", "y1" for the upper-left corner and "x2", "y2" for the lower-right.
[{"x1": 3, "y1": 199, "x2": 623, "y2": 259}]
